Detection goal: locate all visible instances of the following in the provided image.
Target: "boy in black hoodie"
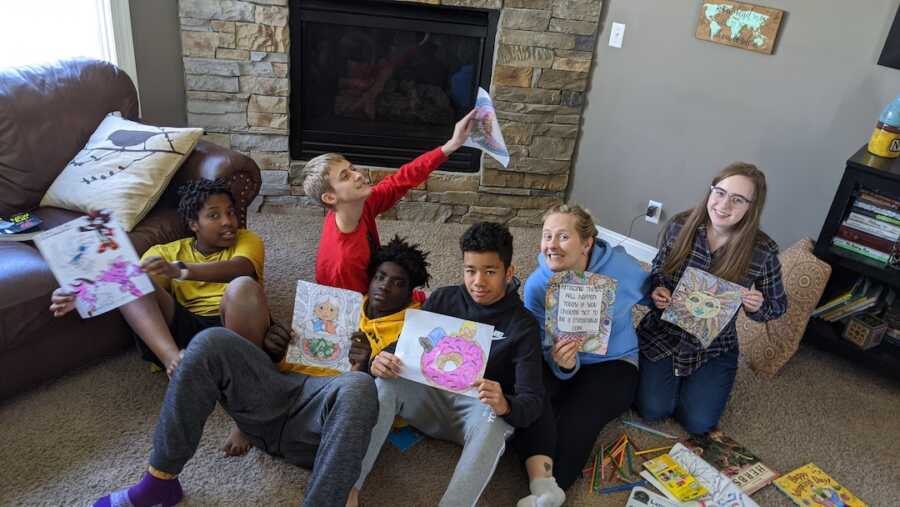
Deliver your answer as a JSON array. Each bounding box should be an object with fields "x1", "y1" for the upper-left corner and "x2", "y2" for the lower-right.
[{"x1": 347, "y1": 222, "x2": 544, "y2": 507}]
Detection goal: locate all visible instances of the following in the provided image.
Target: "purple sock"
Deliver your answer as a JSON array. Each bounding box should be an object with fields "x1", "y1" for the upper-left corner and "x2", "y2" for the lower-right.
[{"x1": 93, "y1": 472, "x2": 183, "y2": 507}]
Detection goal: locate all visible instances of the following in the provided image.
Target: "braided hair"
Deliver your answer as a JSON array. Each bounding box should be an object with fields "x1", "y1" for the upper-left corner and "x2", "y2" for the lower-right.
[
  {"x1": 367, "y1": 235, "x2": 431, "y2": 289},
  {"x1": 176, "y1": 178, "x2": 235, "y2": 228}
]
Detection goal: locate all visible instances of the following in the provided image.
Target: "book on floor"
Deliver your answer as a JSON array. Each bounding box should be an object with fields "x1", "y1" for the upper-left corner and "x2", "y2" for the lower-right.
[
  {"x1": 283, "y1": 281, "x2": 363, "y2": 375},
  {"x1": 626, "y1": 486, "x2": 679, "y2": 507},
  {"x1": 773, "y1": 463, "x2": 868, "y2": 507},
  {"x1": 681, "y1": 430, "x2": 778, "y2": 495},
  {"x1": 33, "y1": 209, "x2": 153, "y2": 318},
  {"x1": 641, "y1": 452, "x2": 709, "y2": 502}
]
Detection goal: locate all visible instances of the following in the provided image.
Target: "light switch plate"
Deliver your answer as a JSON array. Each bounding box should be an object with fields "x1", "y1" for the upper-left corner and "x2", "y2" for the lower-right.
[{"x1": 609, "y1": 22, "x2": 625, "y2": 48}]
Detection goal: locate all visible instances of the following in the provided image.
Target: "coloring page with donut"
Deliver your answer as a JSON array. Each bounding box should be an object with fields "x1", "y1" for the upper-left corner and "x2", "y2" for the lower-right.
[
  {"x1": 394, "y1": 309, "x2": 494, "y2": 398},
  {"x1": 661, "y1": 267, "x2": 744, "y2": 348},
  {"x1": 545, "y1": 270, "x2": 618, "y2": 355},
  {"x1": 34, "y1": 209, "x2": 153, "y2": 319},
  {"x1": 285, "y1": 281, "x2": 363, "y2": 373},
  {"x1": 463, "y1": 87, "x2": 510, "y2": 168}
]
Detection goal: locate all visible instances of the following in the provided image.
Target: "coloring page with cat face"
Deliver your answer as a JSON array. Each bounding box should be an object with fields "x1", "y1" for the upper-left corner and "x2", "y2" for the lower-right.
[
  {"x1": 286, "y1": 280, "x2": 362, "y2": 373},
  {"x1": 394, "y1": 309, "x2": 494, "y2": 398},
  {"x1": 34, "y1": 209, "x2": 153, "y2": 319},
  {"x1": 661, "y1": 267, "x2": 744, "y2": 348}
]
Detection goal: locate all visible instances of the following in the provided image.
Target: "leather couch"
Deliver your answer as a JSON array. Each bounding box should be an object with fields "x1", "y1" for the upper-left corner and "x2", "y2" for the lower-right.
[{"x1": 0, "y1": 59, "x2": 261, "y2": 400}]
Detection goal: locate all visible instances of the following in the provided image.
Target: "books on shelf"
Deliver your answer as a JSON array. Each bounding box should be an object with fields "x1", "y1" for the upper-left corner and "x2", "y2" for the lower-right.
[
  {"x1": 681, "y1": 430, "x2": 778, "y2": 495},
  {"x1": 831, "y1": 237, "x2": 890, "y2": 263},
  {"x1": 813, "y1": 276, "x2": 896, "y2": 323},
  {"x1": 832, "y1": 188, "x2": 900, "y2": 266},
  {"x1": 773, "y1": 463, "x2": 867, "y2": 507}
]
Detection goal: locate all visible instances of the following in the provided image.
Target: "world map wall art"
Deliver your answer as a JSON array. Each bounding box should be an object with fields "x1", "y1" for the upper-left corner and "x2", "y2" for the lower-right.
[{"x1": 695, "y1": 1, "x2": 784, "y2": 55}]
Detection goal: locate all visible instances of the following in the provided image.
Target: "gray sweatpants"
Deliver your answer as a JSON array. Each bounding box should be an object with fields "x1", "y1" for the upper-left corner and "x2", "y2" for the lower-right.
[
  {"x1": 355, "y1": 377, "x2": 514, "y2": 507},
  {"x1": 149, "y1": 327, "x2": 378, "y2": 507}
]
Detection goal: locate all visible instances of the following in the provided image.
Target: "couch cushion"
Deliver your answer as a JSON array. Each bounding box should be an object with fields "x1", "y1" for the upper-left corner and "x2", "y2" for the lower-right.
[
  {"x1": 737, "y1": 239, "x2": 831, "y2": 377},
  {"x1": 0, "y1": 241, "x2": 58, "y2": 352},
  {"x1": 0, "y1": 59, "x2": 138, "y2": 217},
  {"x1": 40, "y1": 114, "x2": 203, "y2": 231}
]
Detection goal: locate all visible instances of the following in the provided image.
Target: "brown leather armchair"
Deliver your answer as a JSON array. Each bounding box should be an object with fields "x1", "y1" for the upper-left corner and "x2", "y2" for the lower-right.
[{"x1": 0, "y1": 59, "x2": 261, "y2": 400}]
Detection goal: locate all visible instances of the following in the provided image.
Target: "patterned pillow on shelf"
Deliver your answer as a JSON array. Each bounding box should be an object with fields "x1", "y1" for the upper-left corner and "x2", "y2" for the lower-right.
[
  {"x1": 737, "y1": 239, "x2": 831, "y2": 378},
  {"x1": 40, "y1": 113, "x2": 203, "y2": 231}
]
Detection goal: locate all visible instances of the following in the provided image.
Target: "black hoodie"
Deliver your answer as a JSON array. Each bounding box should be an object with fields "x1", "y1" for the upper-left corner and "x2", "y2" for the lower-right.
[{"x1": 420, "y1": 280, "x2": 544, "y2": 428}]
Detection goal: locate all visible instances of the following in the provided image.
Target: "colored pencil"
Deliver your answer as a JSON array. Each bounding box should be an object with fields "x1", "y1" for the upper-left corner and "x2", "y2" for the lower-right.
[
  {"x1": 622, "y1": 420, "x2": 678, "y2": 439},
  {"x1": 633, "y1": 446, "x2": 673, "y2": 456},
  {"x1": 595, "y1": 479, "x2": 648, "y2": 494}
]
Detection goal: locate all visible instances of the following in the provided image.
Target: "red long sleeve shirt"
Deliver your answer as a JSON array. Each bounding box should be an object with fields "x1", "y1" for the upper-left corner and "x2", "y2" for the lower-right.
[{"x1": 314, "y1": 147, "x2": 448, "y2": 294}]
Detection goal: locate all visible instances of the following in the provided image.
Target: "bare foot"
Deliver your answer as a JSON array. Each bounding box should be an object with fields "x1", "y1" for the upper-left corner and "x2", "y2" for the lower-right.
[{"x1": 222, "y1": 426, "x2": 252, "y2": 457}]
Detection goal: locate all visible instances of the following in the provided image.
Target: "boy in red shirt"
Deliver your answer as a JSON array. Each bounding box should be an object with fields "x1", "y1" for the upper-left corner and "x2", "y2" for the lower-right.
[{"x1": 301, "y1": 110, "x2": 474, "y2": 294}]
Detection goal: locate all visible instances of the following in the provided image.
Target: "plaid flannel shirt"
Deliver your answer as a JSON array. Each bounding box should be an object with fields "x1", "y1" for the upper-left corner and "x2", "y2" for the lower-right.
[{"x1": 637, "y1": 219, "x2": 788, "y2": 376}]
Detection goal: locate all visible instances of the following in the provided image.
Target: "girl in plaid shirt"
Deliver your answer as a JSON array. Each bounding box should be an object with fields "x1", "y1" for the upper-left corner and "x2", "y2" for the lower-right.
[{"x1": 636, "y1": 162, "x2": 787, "y2": 434}]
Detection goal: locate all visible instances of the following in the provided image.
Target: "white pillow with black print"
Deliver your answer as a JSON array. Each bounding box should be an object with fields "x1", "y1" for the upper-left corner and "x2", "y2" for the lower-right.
[{"x1": 41, "y1": 113, "x2": 203, "y2": 231}]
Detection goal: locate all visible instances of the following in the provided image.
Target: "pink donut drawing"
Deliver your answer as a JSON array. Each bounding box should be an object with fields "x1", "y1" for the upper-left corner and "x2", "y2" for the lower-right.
[{"x1": 419, "y1": 326, "x2": 484, "y2": 392}]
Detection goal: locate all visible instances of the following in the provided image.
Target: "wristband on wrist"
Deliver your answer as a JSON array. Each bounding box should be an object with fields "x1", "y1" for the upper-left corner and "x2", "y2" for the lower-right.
[{"x1": 175, "y1": 261, "x2": 189, "y2": 280}]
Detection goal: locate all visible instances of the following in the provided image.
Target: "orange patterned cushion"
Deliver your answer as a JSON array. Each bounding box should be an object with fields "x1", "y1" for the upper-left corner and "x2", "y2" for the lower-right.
[{"x1": 737, "y1": 239, "x2": 831, "y2": 377}]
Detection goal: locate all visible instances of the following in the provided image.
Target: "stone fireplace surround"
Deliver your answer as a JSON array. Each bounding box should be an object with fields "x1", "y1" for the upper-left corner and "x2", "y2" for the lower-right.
[{"x1": 179, "y1": 0, "x2": 603, "y2": 225}]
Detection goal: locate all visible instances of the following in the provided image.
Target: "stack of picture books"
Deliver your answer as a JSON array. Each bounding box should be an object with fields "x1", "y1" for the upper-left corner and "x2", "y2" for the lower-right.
[
  {"x1": 811, "y1": 277, "x2": 895, "y2": 322},
  {"x1": 832, "y1": 188, "x2": 900, "y2": 265}
]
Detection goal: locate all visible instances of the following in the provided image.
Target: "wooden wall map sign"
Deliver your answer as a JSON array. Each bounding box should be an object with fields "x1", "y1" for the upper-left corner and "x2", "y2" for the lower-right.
[
  {"x1": 545, "y1": 271, "x2": 618, "y2": 355},
  {"x1": 695, "y1": 1, "x2": 784, "y2": 54},
  {"x1": 661, "y1": 267, "x2": 744, "y2": 348}
]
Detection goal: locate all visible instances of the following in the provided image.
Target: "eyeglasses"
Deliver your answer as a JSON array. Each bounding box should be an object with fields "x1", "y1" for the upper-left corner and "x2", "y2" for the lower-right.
[{"x1": 709, "y1": 185, "x2": 753, "y2": 207}]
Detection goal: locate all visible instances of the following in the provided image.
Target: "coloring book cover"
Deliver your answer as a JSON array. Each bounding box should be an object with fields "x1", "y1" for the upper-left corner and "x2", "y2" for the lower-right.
[
  {"x1": 669, "y1": 442, "x2": 759, "y2": 507},
  {"x1": 286, "y1": 281, "x2": 363, "y2": 374},
  {"x1": 545, "y1": 270, "x2": 617, "y2": 355},
  {"x1": 394, "y1": 309, "x2": 494, "y2": 398},
  {"x1": 773, "y1": 463, "x2": 867, "y2": 507},
  {"x1": 463, "y1": 87, "x2": 510, "y2": 167},
  {"x1": 34, "y1": 209, "x2": 153, "y2": 318},
  {"x1": 683, "y1": 430, "x2": 779, "y2": 495},
  {"x1": 661, "y1": 267, "x2": 744, "y2": 348}
]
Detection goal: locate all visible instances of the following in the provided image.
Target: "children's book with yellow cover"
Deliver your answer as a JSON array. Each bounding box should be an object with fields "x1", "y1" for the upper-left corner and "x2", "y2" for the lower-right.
[
  {"x1": 642, "y1": 453, "x2": 709, "y2": 502},
  {"x1": 773, "y1": 463, "x2": 867, "y2": 507}
]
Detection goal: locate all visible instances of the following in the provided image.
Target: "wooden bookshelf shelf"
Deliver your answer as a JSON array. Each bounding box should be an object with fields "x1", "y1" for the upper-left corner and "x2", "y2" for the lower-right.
[{"x1": 808, "y1": 145, "x2": 900, "y2": 380}]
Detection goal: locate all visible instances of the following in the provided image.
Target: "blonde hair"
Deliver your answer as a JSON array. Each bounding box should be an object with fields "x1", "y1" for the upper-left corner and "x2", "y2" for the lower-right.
[
  {"x1": 302, "y1": 153, "x2": 347, "y2": 208},
  {"x1": 662, "y1": 162, "x2": 768, "y2": 283},
  {"x1": 542, "y1": 203, "x2": 599, "y2": 243}
]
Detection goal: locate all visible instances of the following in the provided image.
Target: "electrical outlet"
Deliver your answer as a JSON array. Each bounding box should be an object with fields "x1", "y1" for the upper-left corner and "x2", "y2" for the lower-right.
[{"x1": 646, "y1": 200, "x2": 663, "y2": 224}]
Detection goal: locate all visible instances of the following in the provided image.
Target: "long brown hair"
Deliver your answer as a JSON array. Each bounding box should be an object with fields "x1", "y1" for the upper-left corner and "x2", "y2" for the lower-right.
[{"x1": 661, "y1": 162, "x2": 768, "y2": 283}]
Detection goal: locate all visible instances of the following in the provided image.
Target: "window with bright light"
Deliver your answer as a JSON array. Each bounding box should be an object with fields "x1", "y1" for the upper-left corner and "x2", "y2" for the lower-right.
[{"x1": 0, "y1": 0, "x2": 118, "y2": 69}]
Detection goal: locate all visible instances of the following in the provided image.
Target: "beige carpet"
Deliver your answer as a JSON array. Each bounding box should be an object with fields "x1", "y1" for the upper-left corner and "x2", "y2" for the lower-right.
[{"x1": 2, "y1": 212, "x2": 899, "y2": 506}]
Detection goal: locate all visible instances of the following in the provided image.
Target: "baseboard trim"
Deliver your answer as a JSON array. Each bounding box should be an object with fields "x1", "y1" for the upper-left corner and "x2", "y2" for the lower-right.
[{"x1": 595, "y1": 225, "x2": 658, "y2": 264}]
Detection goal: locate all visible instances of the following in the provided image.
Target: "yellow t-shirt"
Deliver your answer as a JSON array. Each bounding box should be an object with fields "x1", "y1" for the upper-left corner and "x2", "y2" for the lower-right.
[
  {"x1": 141, "y1": 229, "x2": 264, "y2": 316},
  {"x1": 279, "y1": 298, "x2": 421, "y2": 377}
]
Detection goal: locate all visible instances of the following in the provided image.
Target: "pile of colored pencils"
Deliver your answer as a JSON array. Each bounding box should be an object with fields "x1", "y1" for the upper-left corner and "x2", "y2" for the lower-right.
[{"x1": 583, "y1": 433, "x2": 672, "y2": 495}]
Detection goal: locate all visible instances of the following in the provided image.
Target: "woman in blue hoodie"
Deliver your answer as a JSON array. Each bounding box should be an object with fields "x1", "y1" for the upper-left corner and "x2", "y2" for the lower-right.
[{"x1": 514, "y1": 204, "x2": 650, "y2": 507}]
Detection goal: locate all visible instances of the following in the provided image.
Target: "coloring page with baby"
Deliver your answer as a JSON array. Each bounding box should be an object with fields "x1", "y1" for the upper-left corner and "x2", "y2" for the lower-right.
[
  {"x1": 661, "y1": 267, "x2": 744, "y2": 348},
  {"x1": 34, "y1": 209, "x2": 153, "y2": 318},
  {"x1": 545, "y1": 270, "x2": 618, "y2": 355},
  {"x1": 287, "y1": 281, "x2": 363, "y2": 373},
  {"x1": 394, "y1": 309, "x2": 494, "y2": 398}
]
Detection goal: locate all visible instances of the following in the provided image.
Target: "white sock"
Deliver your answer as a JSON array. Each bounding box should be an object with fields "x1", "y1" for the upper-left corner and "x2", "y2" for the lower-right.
[
  {"x1": 530, "y1": 477, "x2": 565, "y2": 507},
  {"x1": 516, "y1": 494, "x2": 538, "y2": 507}
]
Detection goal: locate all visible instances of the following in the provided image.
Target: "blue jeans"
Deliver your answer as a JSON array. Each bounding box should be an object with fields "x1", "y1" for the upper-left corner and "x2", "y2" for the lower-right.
[{"x1": 636, "y1": 347, "x2": 739, "y2": 434}]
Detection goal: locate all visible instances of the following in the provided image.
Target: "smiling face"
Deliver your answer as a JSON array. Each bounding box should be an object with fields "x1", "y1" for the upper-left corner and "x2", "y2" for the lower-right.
[
  {"x1": 706, "y1": 174, "x2": 755, "y2": 231},
  {"x1": 322, "y1": 159, "x2": 371, "y2": 206},
  {"x1": 314, "y1": 300, "x2": 338, "y2": 321},
  {"x1": 463, "y1": 251, "x2": 513, "y2": 306},
  {"x1": 190, "y1": 193, "x2": 238, "y2": 251},
  {"x1": 541, "y1": 212, "x2": 593, "y2": 272},
  {"x1": 366, "y1": 261, "x2": 412, "y2": 318},
  {"x1": 684, "y1": 291, "x2": 722, "y2": 319}
]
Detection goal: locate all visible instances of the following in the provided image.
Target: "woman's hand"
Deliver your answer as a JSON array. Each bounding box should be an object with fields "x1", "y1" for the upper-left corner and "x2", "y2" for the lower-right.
[
  {"x1": 370, "y1": 351, "x2": 402, "y2": 379},
  {"x1": 349, "y1": 331, "x2": 372, "y2": 371},
  {"x1": 741, "y1": 288, "x2": 764, "y2": 313},
  {"x1": 141, "y1": 256, "x2": 180, "y2": 279},
  {"x1": 49, "y1": 288, "x2": 76, "y2": 317},
  {"x1": 551, "y1": 340, "x2": 580, "y2": 370},
  {"x1": 651, "y1": 286, "x2": 672, "y2": 310}
]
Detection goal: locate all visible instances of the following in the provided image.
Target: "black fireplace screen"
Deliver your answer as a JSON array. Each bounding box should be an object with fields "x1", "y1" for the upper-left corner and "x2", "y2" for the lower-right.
[{"x1": 290, "y1": 0, "x2": 497, "y2": 172}]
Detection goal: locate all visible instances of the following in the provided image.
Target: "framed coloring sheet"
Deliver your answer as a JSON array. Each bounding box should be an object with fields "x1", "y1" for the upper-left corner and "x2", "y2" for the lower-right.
[
  {"x1": 545, "y1": 271, "x2": 617, "y2": 355},
  {"x1": 394, "y1": 309, "x2": 494, "y2": 398},
  {"x1": 286, "y1": 281, "x2": 363, "y2": 374},
  {"x1": 34, "y1": 209, "x2": 153, "y2": 318},
  {"x1": 463, "y1": 87, "x2": 510, "y2": 167},
  {"x1": 661, "y1": 267, "x2": 744, "y2": 348}
]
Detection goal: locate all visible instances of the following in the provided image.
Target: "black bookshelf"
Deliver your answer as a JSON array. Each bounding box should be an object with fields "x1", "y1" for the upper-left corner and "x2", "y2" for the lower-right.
[{"x1": 809, "y1": 145, "x2": 900, "y2": 381}]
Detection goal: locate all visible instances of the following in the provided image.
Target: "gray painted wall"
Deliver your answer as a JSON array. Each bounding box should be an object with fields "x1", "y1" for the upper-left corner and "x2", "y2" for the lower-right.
[
  {"x1": 129, "y1": 0, "x2": 185, "y2": 126},
  {"x1": 572, "y1": 0, "x2": 900, "y2": 248}
]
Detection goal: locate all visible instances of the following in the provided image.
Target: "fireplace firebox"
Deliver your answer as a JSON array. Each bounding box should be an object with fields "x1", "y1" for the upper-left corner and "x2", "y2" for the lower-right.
[{"x1": 290, "y1": 0, "x2": 498, "y2": 172}]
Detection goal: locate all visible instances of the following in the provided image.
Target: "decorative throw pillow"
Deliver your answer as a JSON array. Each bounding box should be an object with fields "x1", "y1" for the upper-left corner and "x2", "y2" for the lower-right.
[{"x1": 40, "y1": 113, "x2": 203, "y2": 231}]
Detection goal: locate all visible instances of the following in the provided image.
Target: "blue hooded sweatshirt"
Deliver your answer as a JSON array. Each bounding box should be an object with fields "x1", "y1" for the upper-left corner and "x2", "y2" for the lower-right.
[{"x1": 523, "y1": 238, "x2": 650, "y2": 380}]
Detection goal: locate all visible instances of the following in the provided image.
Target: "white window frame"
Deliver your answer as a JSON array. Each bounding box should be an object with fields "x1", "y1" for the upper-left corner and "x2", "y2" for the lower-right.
[{"x1": 107, "y1": 0, "x2": 139, "y2": 96}]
